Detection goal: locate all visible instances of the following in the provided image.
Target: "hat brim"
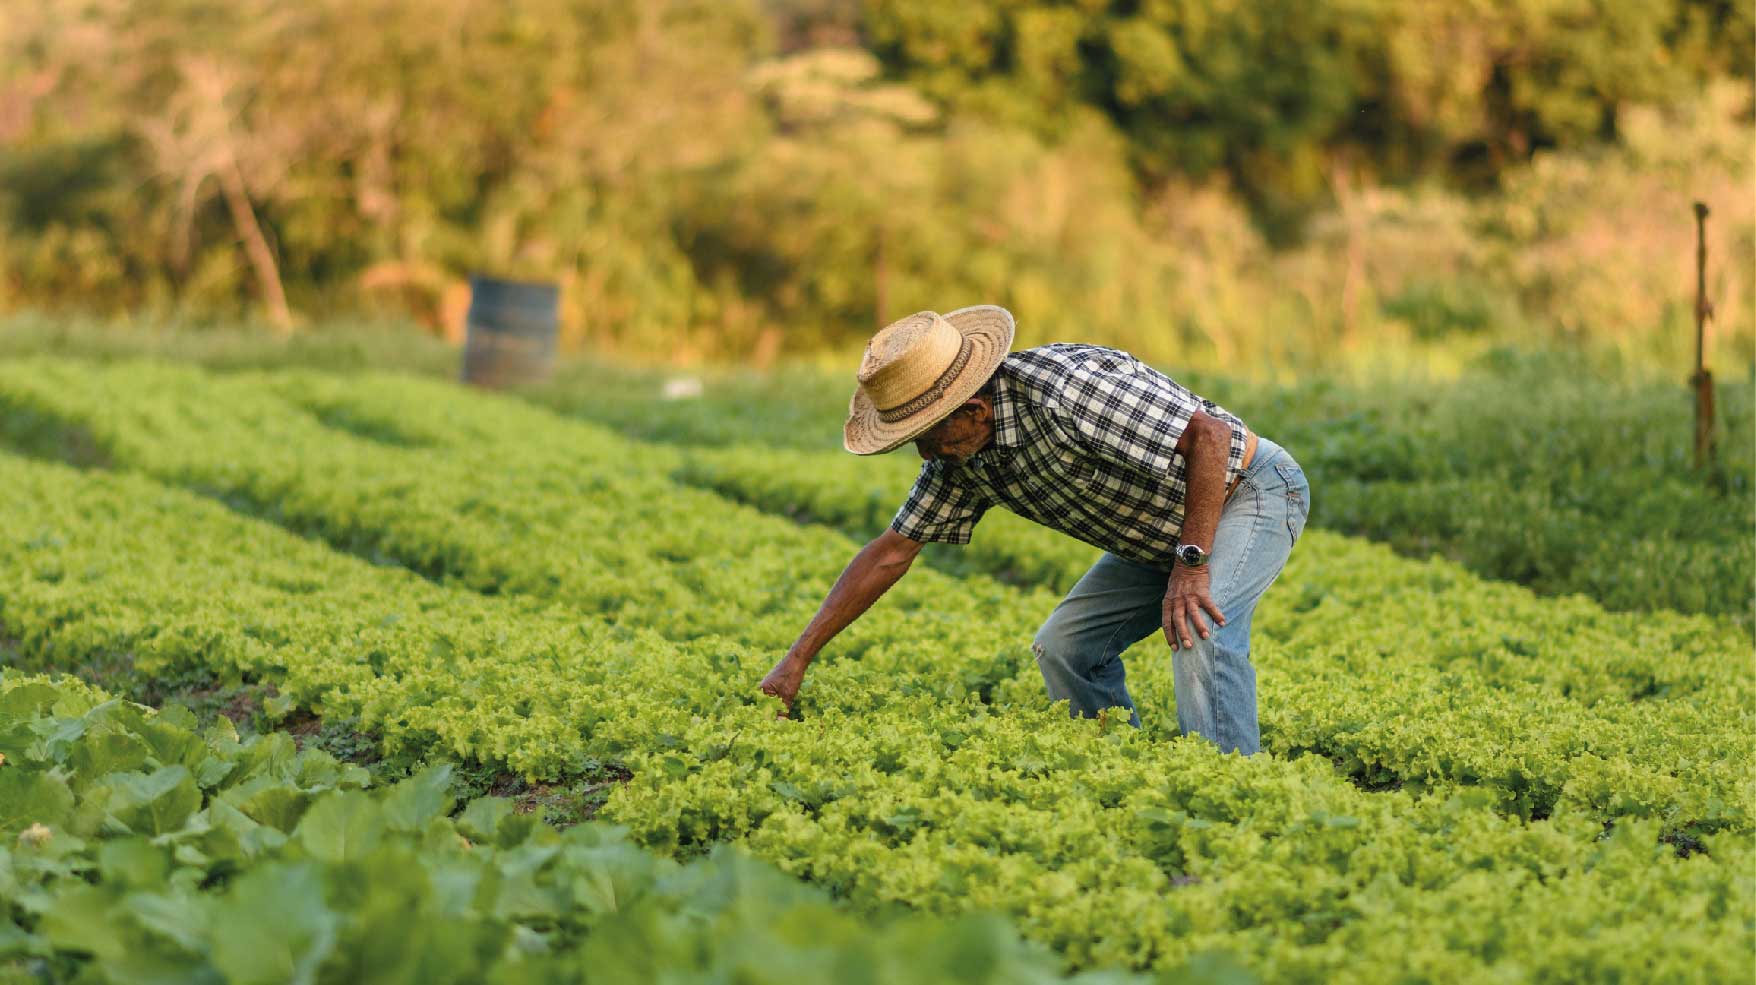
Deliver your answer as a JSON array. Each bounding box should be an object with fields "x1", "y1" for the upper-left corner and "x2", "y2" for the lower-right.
[{"x1": 843, "y1": 305, "x2": 1015, "y2": 455}]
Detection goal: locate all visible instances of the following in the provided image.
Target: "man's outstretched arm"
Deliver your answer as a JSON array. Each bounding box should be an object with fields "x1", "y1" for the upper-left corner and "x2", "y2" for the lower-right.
[{"x1": 759, "y1": 528, "x2": 924, "y2": 713}]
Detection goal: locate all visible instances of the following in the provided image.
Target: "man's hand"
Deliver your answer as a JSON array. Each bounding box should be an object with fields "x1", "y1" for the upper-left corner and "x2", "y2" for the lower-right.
[
  {"x1": 1163, "y1": 565, "x2": 1225, "y2": 650},
  {"x1": 759, "y1": 654, "x2": 809, "y2": 717},
  {"x1": 759, "y1": 531, "x2": 921, "y2": 718}
]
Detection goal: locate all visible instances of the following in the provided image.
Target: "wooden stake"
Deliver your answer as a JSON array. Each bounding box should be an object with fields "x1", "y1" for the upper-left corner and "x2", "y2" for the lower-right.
[{"x1": 1691, "y1": 202, "x2": 1715, "y2": 471}]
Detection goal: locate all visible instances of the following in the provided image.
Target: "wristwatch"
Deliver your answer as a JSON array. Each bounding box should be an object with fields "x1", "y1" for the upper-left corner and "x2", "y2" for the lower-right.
[{"x1": 1174, "y1": 543, "x2": 1210, "y2": 568}]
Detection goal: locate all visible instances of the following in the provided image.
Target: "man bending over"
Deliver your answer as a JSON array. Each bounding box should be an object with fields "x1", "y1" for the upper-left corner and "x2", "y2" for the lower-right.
[{"x1": 759, "y1": 305, "x2": 1309, "y2": 755}]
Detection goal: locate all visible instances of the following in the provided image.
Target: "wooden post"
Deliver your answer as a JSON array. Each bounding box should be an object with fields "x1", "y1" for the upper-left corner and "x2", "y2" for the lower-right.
[{"x1": 1690, "y1": 202, "x2": 1715, "y2": 471}]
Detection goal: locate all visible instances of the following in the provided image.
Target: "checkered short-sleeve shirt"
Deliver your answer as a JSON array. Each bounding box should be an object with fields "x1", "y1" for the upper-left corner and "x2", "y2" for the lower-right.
[{"x1": 889, "y1": 344, "x2": 1249, "y2": 566}]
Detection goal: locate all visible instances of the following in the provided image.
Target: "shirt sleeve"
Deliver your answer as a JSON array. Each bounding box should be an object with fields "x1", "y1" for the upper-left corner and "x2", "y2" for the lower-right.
[
  {"x1": 889, "y1": 460, "x2": 987, "y2": 545},
  {"x1": 1054, "y1": 356, "x2": 1204, "y2": 476}
]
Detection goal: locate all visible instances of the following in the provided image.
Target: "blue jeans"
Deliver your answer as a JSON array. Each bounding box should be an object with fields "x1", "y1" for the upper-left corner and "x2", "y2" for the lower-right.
[{"x1": 1030, "y1": 437, "x2": 1309, "y2": 754}]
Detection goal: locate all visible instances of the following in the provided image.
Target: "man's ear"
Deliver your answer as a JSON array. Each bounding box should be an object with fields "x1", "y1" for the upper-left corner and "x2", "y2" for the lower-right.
[{"x1": 965, "y1": 395, "x2": 992, "y2": 422}]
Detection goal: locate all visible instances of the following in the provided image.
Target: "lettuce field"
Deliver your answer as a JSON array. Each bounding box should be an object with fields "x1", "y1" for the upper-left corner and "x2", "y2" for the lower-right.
[{"x1": 0, "y1": 352, "x2": 1751, "y2": 984}]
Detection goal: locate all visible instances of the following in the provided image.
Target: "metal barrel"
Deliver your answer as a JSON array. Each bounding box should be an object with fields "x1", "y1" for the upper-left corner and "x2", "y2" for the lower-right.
[{"x1": 459, "y1": 274, "x2": 559, "y2": 387}]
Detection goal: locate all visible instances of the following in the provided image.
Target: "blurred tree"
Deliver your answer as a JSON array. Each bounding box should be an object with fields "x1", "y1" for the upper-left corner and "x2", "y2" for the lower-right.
[
  {"x1": 0, "y1": 0, "x2": 767, "y2": 343},
  {"x1": 862, "y1": 0, "x2": 1747, "y2": 236},
  {"x1": 763, "y1": 0, "x2": 864, "y2": 51},
  {"x1": 0, "y1": 0, "x2": 1746, "y2": 364},
  {"x1": 136, "y1": 55, "x2": 294, "y2": 331},
  {"x1": 679, "y1": 47, "x2": 940, "y2": 358}
]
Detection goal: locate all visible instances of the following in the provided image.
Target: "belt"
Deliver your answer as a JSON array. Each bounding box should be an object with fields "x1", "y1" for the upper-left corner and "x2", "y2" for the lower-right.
[{"x1": 1224, "y1": 427, "x2": 1258, "y2": 501}]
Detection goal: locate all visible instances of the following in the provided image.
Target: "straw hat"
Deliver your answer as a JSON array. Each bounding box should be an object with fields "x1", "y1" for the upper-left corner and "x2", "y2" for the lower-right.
[{"x1": 844, "y1": 305, "x2": 1015, "y2": 455}]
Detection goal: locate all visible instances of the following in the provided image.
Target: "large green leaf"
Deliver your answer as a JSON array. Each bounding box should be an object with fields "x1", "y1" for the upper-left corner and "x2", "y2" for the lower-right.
[
  {"x1": 133, "y1": 712, "x2": 210, "y2": 773},
  {"x1": 381, "y1": 764, "x2": 454, "y2": 832},
  {"x1": 456, "y1": 797, "x2": 512, "y2": 843},
  {"x1": 40, "y1": 885, "x2": 127, "y2": 962},
  {"x1": 96, "y1": 837, "x2": 170, "y2": 888},
  {"x1": 68, "y1": 721, "x2": 153, "y2": 780},
  {"x1": 228, "y1": 732, "x2": 298, "y2": 785},
  {"x1": 207, "y1": 862, "x2": 337, "y2": 985},
  {"x1": 0, "y1": 719, "x2": 41, "y2": 769},
  {"x1": 123, "y1": 890, "x2": 209, "y2": 954},
  {"x1": 0, "y1": 769, "x2": 74, "y2": 836},
  {"x1": 218, "y1": 775, "x2": 312, "y2": 832},
  {"x1": 296, "y1": 790, "x2": 384, "y2": 864},
  {"x1": 0, "y1": 681, "x2": 63, "y2": 717},
  {"x1": 422, "y1": 855, "x2": 487, "y2": 920},
  {"x1": 102, "y1": 766, "x2": 201, "y2": 836},
  {"x1": 30, "y1": 714, "x2": 89, "y2": 763},
  {"x1": 199, "y1": 800, "x2": 287, "y2": 862},
  {"x1": 560, "y1": 837, "x2": 667, "y2": 917}
]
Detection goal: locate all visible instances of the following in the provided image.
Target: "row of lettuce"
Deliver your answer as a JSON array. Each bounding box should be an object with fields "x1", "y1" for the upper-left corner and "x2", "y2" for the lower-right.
[
  {"x1": 526, "y1": 355, "x2": 1756, "y2": 630},
  {"x1": 0, "y1": 359, "x2": 1750, "y2": 980},
  {"x1": 6, "y1": 317, "x2": 1748, "y2": 626},
  {"x1": 1, "y1": 673, "x2": 1185, "y2": 985}
]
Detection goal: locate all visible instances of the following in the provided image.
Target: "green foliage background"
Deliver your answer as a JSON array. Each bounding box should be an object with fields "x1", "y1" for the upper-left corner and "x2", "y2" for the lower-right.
[{"x1": 0, "y1": 0, "x2": 1751, "y2": 370}]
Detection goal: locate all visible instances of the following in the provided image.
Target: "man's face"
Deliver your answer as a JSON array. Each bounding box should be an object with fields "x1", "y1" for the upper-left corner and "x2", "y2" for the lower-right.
[{"x1": 913, "y1": 397, "x2": 993, "y2": 464}]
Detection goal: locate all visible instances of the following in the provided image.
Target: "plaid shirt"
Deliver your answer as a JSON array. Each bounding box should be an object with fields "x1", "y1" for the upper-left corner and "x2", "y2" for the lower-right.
[{"x1": 890, "y1": 344, "x2": 1249, "y2": 566}]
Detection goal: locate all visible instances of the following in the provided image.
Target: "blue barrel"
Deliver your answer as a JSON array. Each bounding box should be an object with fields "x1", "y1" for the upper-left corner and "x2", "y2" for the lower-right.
[{"x1": 460, "y1": 274, "x2": 559, "y2": 387}]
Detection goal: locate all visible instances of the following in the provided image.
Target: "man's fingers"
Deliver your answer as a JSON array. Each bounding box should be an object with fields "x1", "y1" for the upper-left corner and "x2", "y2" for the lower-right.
[
  {"x1": 761, "y1": 684, "x2": 792, "y2": 718},
  {"x1": 1194, "y1": 596, "x2": 1223, "y2": 638},
  {"x1": 1188, "y1": 604, "x2": 1210, "y2": 640},
  {"x1": 1203, "y1": 595, "x2": 1227, "y2": 628},
  {"x1": 1163, "y1": 594, "x2": 1226, "y2": 648},
  {"x1": 1164, "y1": 598, "x2": 1195, "y2": 649}
]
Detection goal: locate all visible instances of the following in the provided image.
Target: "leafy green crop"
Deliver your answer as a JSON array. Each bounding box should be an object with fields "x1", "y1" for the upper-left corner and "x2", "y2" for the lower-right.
[
  {"x1": 2, "y1": 673, "x2": 1184, "y2": 985},
  {"x1": 0, "y1": 358, "x2": 1751, "y2": 981},
  {"x1": 2, "y1": 361, "x2": 1748, "y2": 821},
  {"x1": 530, "y1": 355, "x2": 1756, "y2": 630}
]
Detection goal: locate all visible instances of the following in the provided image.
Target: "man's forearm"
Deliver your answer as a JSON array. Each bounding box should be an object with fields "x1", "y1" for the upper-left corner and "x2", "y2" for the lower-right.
[
  {"x1": 787, "y1": 536, "x2": 915, "y2": 665},
  {"x1": 1177, "y1": 422, "x2": 1231, "y2": 553}
]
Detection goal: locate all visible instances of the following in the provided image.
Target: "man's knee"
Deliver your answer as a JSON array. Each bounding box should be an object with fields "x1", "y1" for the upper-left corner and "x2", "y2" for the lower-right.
[
  {"x1": 1031, "y1": 627, "x2": 1069, "y2": 668},
  {"x1": 1031, "y1": 632, "x2": 1082, "y2": 703},
  {"x1": 1030, "y1": 636, "x2": 1052, "y2": 667},
  {"x1": 1033, "y1": 628, "x2": 1097, "y2": 686}
]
